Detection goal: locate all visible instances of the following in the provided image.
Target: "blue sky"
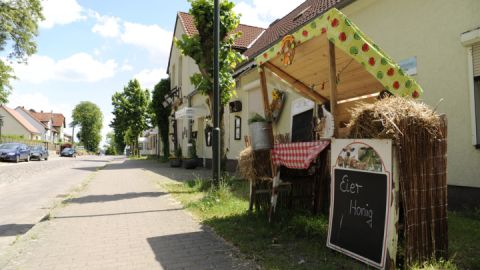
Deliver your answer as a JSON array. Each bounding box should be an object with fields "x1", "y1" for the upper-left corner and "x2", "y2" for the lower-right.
[{"x1": 6, "y1": 0, "x2": 304, "y2": 145}]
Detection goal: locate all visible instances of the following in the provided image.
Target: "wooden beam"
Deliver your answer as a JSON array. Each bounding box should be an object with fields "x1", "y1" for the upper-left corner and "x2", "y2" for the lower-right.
[
  {"x1": 328, "y1": 40, "x2": 339, "y2": 137},
  {"x1": 263, "y1": 62, "x2": 328, "y2": 104},
  {"x1": 259, "y1": 66, "x2": 272, "y2": 119}
]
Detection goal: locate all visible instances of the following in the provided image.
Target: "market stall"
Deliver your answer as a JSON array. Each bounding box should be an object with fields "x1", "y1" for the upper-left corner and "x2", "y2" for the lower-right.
[{"x1": 240, "y1": 7, "x2": 447, "y2": 270}]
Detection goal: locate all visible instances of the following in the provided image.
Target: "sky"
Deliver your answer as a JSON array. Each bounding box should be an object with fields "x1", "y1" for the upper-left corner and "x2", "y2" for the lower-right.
[{"x1": 5, "y1": 0, "x2": 304, "y2": 146}]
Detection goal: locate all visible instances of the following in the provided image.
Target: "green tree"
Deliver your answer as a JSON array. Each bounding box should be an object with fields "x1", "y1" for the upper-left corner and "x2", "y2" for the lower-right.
[
  {"x1": 104, "y1": 131, "x2": 118, "y2": 155},
  {"x1": 111, "y1": 79, "x2": 150, "y2": 156},
  {"x1": 150, "y1": 78, "x2": 171, "y2": 160},
  {"x1": 175, "y1": 0, "x2": 244, "y2": 169},
  {"x1": 72, "y1": 101, "x2": 103, "y2": 153},
  {"x1": 0, "y1": 0, "x2": 44, "y2": 104}
]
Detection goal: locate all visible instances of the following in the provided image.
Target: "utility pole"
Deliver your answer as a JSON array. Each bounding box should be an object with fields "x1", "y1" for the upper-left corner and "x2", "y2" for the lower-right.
[{"x1": 212, "y1": 0, "x2": 221, "y2": 184}]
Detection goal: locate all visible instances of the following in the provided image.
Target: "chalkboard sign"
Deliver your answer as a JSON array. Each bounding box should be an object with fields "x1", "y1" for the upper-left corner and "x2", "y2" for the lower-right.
[
  {"x1": 328, "y1": 139, "x2": 392, "y2": 269},
  {"x1": 291, "y1": 109, "x2": 313, "y2": 142}
]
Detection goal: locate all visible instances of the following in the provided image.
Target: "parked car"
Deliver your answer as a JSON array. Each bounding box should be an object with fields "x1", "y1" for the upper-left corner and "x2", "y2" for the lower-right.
[
  {"x1": 30, "y1": 145, "x2": 49, "y2": 161},
  {"x1": 60, "y1": 147, "x2": 76, "y2": 157},
  {"x1": 0, "y1": 143, "x2": 30, "y2": 163}
]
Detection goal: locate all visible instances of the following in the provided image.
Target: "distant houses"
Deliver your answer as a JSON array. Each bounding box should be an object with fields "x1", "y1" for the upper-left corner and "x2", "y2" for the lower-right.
[{"x1": 0, "y1": 105, "x2": 69, "y2": 143}]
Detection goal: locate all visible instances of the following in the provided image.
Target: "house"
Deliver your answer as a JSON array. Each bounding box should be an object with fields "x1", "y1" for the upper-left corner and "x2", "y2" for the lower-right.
[
  {"x1": 168, "y1": 0, "x2": 480, "y2": 207},
  {"x1": 0, "y1": 105, "x2": 42, "y2": 140},
  {"x1": 29, "y1": 110, "x2": 66, "y2": 143},
  {"x1": 15, "y1": 106, "x2": 53, "y2": 142},
  {"x1": 167, "y1": 11, "x2": 265, "y2": 170},
  {"x1": 139, "y1": 128, "x2": 161, "y2": 156}
]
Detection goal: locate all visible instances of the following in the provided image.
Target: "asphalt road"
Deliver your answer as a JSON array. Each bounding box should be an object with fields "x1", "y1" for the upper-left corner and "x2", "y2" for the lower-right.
[{"x1": 0, "y1": 155, "x2": 116, "y2": 253}]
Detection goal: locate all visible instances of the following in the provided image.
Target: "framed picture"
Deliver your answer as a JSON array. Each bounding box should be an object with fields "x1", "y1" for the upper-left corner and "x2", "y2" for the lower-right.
[{"x1": 234, "y1": 116, "x2": 241, "y2": 140}]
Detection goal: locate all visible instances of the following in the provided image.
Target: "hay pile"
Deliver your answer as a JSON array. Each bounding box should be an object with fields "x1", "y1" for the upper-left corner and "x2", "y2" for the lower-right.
[
  {"x1": 238, "y1": 146, "x2": 256, "y2": 181},
  {"x1": 348, "y1": 97, "x2": 442, "y2": 141},
  {"x1": 347, "y1": 97, "x2": 448, "y2": 265}
]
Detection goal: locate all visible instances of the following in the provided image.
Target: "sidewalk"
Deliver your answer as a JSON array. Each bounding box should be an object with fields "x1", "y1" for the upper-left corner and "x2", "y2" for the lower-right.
[{"x1": 1, "y1": 159, "x2": 255, "y2": 270}]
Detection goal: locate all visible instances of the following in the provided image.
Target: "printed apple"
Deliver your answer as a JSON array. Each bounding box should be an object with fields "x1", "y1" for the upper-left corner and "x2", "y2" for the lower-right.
[
  {"x1": 321, "y1": 27, "x2": 327, "y2": 34},
  {"x1": 331, "y1": 18, "x2": 339, "y2": 27},
  {"x1": 368, "y1": 57, "x2": 375, "y2": 66},
  {"x1": 387, "y1": 68, "x2": 395, "y2": 76},
  {"x1": 393, "y1": 81, "x2": 400, "y2": 89},
  {"x1": 412, "y1": 90, "x2": 419, "y2": 98},
  {"x1": 302, "y1": 30, "x2": 308, "y2": 37},
  {"x1": 362, "y1": 43, "x2": 369, "y2": 52},
  {"x1": 339, "y1": 32, "x2": 347, "y2": 42}
]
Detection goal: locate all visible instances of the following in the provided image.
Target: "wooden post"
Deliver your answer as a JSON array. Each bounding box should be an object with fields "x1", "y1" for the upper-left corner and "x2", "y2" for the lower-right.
[
  {"x1": 259, "y1": 66, "x2": 271, "y2": 119},
  {"x1": 327, "y1": 41, "x2": 339, "y2": 137}
]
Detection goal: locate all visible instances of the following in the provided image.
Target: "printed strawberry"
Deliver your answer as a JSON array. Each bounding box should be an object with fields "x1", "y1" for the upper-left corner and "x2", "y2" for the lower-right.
[
  {"x1": 331, "y1": 18, "x2": 339, "y2": 27},
  {"x1": 339, "y1": 32, "x2": 347, "y2": 42},
  {"x1": 393, "y1": 81, "x2": 400, "y2": 89},
  {"x1": 368, "y1": 57, "x2": 375, "y2": 66},
  {"x1": 412, "y1": 90, "x2": 419, "y2": 98},
  {"x1": 387, "y1": 68, "x2": 395, "y2": 76},
  {"x1": 302, "y1": 30, "x2": 308, "y2": 37},
  {"x1": 321, "y1": 27, "x2": 327, "y2": 34},
  {"x1": 362, "y1": 43, "x2": 369, "y2": 52}
]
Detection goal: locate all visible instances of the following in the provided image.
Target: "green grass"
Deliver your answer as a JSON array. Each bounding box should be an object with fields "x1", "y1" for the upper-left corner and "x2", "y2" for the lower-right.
[{"x1": 163, "y1": 178, "x2": 480, "y2": 270}]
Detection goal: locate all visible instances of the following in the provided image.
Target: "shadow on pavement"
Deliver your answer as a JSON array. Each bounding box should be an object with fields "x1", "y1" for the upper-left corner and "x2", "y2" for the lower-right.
[
  {"x1": 102, "y1": 158, "x2": 211, "y2": 183},
  {"x1": 0, "y1": 224, "x2": 34, "y2": 237},
  {"x1": 147, "y1": 230, "x2": 241, "y2": 269},
  {"x1": 53, "y1": 208, "x2": 184, "y2": 219},
  {"x1": 64, "y1": 192, "x2": 166, "y2": 204}
]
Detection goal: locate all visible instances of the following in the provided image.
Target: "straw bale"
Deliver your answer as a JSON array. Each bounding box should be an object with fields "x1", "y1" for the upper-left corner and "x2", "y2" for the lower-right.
[{"x1": 238, "y1": 146, "x2": 256, "y2": 181}]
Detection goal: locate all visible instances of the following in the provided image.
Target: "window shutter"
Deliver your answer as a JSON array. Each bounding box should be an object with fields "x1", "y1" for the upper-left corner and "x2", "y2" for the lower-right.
[{"x1": 473, "y1": 43, "x2": 480, "y2": 77}]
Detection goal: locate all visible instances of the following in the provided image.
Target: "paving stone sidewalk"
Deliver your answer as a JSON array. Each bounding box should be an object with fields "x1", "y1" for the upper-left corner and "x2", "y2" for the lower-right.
[{"x1": 1, "y1": 159, "x2": 256, "y2": 270}]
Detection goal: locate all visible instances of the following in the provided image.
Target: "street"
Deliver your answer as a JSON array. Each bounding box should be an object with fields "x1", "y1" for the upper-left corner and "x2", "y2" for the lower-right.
[
  {"x1": 0, "y1": 155, "x2": 114, "y2": 252},
  {"x1": 0, "y1": 158, "x2": 254, "y2": 270}
]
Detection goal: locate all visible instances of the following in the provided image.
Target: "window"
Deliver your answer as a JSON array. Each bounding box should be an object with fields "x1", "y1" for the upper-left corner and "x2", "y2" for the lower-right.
[
  {"x1": 473, "y1": 43, "x2": 480, "y2": 148},
  {"x1": 474, "y1": 76, "x2": 480, "y2": 148}
]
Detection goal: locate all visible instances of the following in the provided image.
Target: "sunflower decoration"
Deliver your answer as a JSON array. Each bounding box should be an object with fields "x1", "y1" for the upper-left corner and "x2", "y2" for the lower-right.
[
  {"x1": 280, "y1": 35, "x2": 296, "y2": 66},
  {"x1": 270, "y1": 89, "x2": 286, "y2": 123}
]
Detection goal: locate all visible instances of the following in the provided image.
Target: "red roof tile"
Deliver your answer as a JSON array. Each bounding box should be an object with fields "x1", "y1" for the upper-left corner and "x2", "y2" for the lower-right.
[
  {"x1": 178, "y1": 12, "x2": 265, "y2": 50},
  {"x1": 1, "y1": 105, "x2": 41, "y2": 134},
  {"x1": 29, "y1": 110, "x2": 65, "y2": 128},
  {"x1": 244, "y1": 0, "x2": 349, "y2": 59}
]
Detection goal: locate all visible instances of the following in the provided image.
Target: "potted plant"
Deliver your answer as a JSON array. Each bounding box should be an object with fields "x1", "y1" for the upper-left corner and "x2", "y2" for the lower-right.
[
  {"x1": 248, "y1": 113, "x2": 273, "y2": 150},
  {"x1": 183, "y1": 139, "x2": 198, "y2": 169},
  {"x1": 169, "y1": 146, "x2": 182, "y2": 167}
]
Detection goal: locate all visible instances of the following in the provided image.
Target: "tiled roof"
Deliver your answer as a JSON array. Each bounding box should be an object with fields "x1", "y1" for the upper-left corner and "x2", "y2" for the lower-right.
[
  {"x1": 29, "y1": 110, "x2": 65, "y2": 128},
  {"x1": 1, "y1": 105, "x2": 41, "y2": 134},
  {"x1": 15, "y1": 106, "x2": 49, "y2": 129},
  {"x1": 244, "y1": 0, "x2": 350, "y2": 59},
  {"x1": 178, "y1": 12, "x2": 265, "y2": 50}
]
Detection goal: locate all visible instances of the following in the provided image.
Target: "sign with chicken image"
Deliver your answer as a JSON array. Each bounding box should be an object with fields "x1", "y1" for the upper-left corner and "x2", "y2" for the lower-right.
[{"x1": 327, "y1": 139, "x2": 393, "y2": 269}]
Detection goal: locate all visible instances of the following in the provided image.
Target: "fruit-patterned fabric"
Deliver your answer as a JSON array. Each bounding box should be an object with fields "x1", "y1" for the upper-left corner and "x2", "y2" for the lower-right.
[{"x1": 255, "y1": 8, "x2": 423, "y2": 99}]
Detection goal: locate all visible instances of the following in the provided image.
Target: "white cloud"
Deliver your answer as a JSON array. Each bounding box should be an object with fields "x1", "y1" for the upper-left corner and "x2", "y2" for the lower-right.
[
  {"x1": 121, "y1": 62, "x2": 133, "y2": 72},
  {"x1": 13, "y1": 53, "x2": 118, "y2": 83},
  {"x1": 40, "y1": 0, "x2": 86, "y2": 28},
  {"x1": 234, "y1": 0, "x2": 304, "y2": 27},
  {"x1": 92, "y1": 15, "x2": 121, "y2": 38},
  {"x1": 120, "y1": 22, "x2": 172, "y2": 56},
  {"x1": 134, "y1": 68, "x2": 167, "y2": 90}
]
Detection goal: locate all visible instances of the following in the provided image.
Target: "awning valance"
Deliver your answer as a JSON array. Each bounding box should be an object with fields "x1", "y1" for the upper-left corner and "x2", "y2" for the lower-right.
[{"x1": 254, "y1": 8, "x2": 423, "y2": 100}]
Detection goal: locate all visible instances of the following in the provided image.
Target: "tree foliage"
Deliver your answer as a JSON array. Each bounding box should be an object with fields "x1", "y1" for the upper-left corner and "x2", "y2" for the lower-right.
[
  {"x1": 175, "y1": 0, "x2": 244, "y2": 106},
  {"x1": 104, "y1": 131, "x2": 118, "y2": 155},
  {"x1": 150, "y1": 78, "x2": 172, "y2": 160},
  {"x1": 0, "y1": 0, "x2": 44, "y2": 104},
  {"x1": 72, "y1": 101, "x2": 103, "y2": 152},
  {"x1": 111, "y1": 79, "x2": 151, "y2": 156}
]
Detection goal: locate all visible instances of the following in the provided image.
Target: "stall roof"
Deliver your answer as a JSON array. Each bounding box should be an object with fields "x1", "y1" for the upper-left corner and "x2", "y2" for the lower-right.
[{"x1": 254, "y1": 8, "x2": 423, "y2": 101}]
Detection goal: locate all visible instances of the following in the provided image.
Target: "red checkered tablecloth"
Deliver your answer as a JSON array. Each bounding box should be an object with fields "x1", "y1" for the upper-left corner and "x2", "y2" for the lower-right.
[{"x1": 271, "y1": 141, "x2": 330, "y2": 169}]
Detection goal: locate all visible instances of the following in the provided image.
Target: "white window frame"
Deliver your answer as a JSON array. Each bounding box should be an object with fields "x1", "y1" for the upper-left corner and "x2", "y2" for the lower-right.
[{"x1": 461, "y1": 28, "x2": 480, "y2": 147}]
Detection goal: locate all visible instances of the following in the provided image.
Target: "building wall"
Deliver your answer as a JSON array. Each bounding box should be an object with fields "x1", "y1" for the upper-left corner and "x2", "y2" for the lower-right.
[
  {"x1": 341, "y1": 0, "x2": 480, "y2": 187},
  {"x1": 0, "y1": 107, "x2": 35, "y2": 139}
]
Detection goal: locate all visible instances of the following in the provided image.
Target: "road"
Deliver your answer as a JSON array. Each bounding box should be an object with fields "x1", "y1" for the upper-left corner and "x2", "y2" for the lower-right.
[{"x1": 0, "y1": 155, "x2": 115, "y2": 253}]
